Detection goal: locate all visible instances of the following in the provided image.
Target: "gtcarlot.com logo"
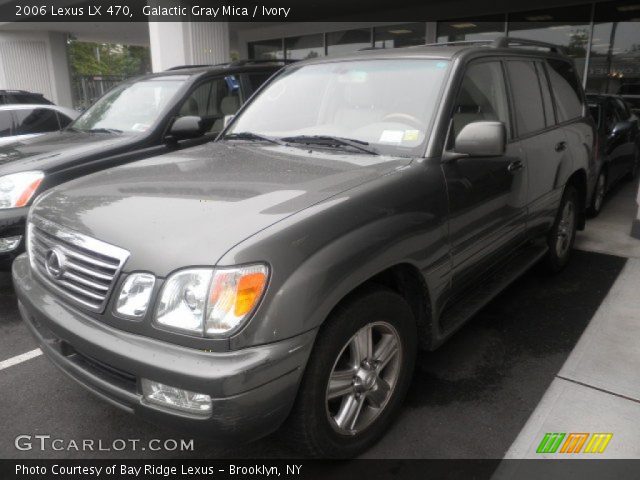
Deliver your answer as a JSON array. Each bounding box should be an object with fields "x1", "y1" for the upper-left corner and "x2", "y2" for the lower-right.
[
  {"x1": 536, "y1": 432, "x2": 613, "y2": 454},
  {"x1": 14, "y1": 435, "x2": 195, "y2": 452}
]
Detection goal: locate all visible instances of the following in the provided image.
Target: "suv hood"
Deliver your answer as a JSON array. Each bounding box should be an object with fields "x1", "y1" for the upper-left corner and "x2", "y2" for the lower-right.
[
  {"x1": 0, "y1": 130, "x2": 135, "y2": 175},
  {"x1": 32, "y1": 141, "x2": 412, "y2": 275}
]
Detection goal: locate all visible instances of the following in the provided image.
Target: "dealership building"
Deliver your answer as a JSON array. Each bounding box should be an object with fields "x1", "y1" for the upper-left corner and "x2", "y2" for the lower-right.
[{"x1": 0, "y1": 0, "x2": 638, "y2": 107}]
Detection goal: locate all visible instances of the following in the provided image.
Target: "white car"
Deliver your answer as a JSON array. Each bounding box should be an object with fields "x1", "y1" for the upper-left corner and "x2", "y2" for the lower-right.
[{"x1": 0, "y1": 104, "x2": 78, "y2": 146}]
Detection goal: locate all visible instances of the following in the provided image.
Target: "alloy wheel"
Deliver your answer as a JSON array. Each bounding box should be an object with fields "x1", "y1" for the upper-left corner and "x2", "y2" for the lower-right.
[
  {"x1": 555, "y1": 200, "x2": 576, "y2": 258},
  {"x1": 593, "y1": 172, "x2": 606, "y2": 213},
  {"x1": 325, "y1": 321, "x2": 402, "y2": 435}
]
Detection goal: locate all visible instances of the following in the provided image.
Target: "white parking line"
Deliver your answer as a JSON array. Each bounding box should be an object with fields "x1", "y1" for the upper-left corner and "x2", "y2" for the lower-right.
[{"x1": 0, "y1": 348, "x2": 42, "y2": 371}]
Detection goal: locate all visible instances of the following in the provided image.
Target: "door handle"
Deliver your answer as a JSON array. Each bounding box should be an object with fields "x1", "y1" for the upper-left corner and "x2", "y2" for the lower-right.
[
  {"x1": 555, "y1": 141, "x2": 567, "y2": 152},
  {"x1": 507, "y1": 160, "x2": 524, "y2": 173}
]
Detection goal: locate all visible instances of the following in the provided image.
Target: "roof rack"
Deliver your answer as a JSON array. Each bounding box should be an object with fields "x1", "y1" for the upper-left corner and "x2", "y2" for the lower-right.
[
  {"x1": 165, "y1": 59, "x2": 296, "y2": 72},
  {"x1": 423, "y1": 36, "x2": 566, "y2": 55},
  {"x1": 165, "y1": 64, "x2": 213, "y2": 71}
]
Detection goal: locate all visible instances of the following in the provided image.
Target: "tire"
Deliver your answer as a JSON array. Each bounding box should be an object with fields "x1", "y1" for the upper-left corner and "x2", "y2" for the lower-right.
[
  {"x1": 282, "y1": 286, "x2": 417, "y2": 458},
  {"x1": 543, "y1": 185, "x2": 578, "y2": 273},
  {"x1": 588, "y1": 169, "x2": 607, "y2": 217}
]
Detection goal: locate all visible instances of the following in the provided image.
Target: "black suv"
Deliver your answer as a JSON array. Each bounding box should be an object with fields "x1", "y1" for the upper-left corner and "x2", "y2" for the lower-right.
[
  {"x1": 0, "y1": 90, "x2": 53, "y2": 105},
  {"x1": 14, "y1": 38, "x2": 595, "y2": 457},
  {"x1": 0, "y1": 60, "x2": 285, "y2": 268}
]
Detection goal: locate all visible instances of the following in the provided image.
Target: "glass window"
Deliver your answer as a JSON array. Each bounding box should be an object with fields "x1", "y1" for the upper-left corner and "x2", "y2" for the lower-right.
[
  {"x1": 245, "y1": 72, "x2": 274, "y2": 93},
  {"x1": 452, "y1": 61, "x2": 510, "y2": 140},
  {"x1": 178, "y1": 77, "x2": 241, "y2": 134},
  {"x1": 547, "y1": 59, "x2": 584, "y2": 122},
  {"x1": 508, "y1": 6, "x2": 592, "y2": 80},
  {"x1": 227, "y1": 59, "x2": 451, "y2": 157},
  {"x1": 248, "y1": 39, "x2": 284, "y2": 60},
  {"x1": 604, "y1": 100, "x2": 619, "y2": 133},
  {"x1": 56, "y1": 111, "x2": 73, "y2": 129},
  {"x1": 14, "y1": 108, "x2": 60, "y2": 134},
  {"x1": 72, "y1": 77, "x2": 185, "y2": 133},
  {"x1": 285, "y1": 34, "x2": 324, "y2": 60},
  {"x1": 326, "y1": 29, "x2": 371, "y2": 56},
  {"x1": 587, "y1": 2, "x2": 640, "y2": 104},
  {"x1": 506, "y1": 61, "x2": 546, "y2": 136},
  {"x1": 588, "y1": 103, "x2": 602, "y2": 128},
  {"x1": 437, "y1": 15, "x2": 506, "y2": 43},
  {"x1": 0, "y1": 111, "x2": 12, "y2": 136},
  {"x1": 6, "y1": 93, "x2": 48, "y2": 104},
  {"x1": 374, "y1": 23, "x2": 426, "y2": 48},
  {"x1": 536, "y1": 62, "x2": 556, "y2": 126}
]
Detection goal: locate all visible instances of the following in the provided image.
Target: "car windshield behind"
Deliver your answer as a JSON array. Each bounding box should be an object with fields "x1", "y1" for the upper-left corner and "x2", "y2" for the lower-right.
[
  {"x1": 225, "y1": 59, "x2": 450, "y2": 156},
  {"x1": 71, "y1": 76, "x2": 186, "y2": 133}
]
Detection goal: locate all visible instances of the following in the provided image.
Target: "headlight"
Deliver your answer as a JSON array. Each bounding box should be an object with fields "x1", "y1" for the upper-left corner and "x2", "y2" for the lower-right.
[
  {"x1": 155, "y1": 264, "x2": 268, "y2": 337},
  {"x1": 0, "y1": 171, "x2": 44, "y2": 209},
  {"x1": 114, "y1": 273, "x2": 156, "y2": 318}
]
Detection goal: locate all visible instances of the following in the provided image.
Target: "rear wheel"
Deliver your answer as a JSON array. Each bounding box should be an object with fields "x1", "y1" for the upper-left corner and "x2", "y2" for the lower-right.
[
  {"x1": 588, "y1": 169, "x2": 607, "y2": 217},
  {"x1": 283, "y1": 287, "x2": 417, "y2": 458},
  {"x1": 543, "y1": 185, "x2": 578, "y2": 273}
]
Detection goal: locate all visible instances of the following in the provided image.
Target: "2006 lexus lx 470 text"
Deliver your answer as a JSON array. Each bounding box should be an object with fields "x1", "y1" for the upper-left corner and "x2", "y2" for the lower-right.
[{"x1": 13, "y1": 38, "x2": 596, "y2": 457}]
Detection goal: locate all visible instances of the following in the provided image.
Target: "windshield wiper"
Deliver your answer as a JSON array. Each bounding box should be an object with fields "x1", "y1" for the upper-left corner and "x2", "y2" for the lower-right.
[
  {"x1": 224, "y1": 131, "x2": 284, "y2": 145},
  {"x1": 280, "y1": 135, "x2": 379, "y2": 155},
  {"x1": 86, "y1": 128, "x2": 123, "y2": 134}
]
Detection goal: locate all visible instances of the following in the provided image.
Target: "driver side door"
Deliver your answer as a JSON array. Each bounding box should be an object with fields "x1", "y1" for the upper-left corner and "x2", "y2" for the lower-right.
[{"x1": 442, "y1": 59, "x2": 528, "y2": 297}]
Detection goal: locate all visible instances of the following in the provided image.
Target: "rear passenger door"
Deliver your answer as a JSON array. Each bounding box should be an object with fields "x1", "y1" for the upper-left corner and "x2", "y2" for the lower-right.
[
  {"x1": 506, "y1": 59, "x2": 572, "y2": 238},
  {"x1": 443, "y1": 59, "x2": 528, "y2": 293}
]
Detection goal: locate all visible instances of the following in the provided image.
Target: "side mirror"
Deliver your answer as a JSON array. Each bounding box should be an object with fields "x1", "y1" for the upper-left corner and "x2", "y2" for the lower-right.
[
  {"x1": 169, "y1": 116, "x2": 204, "y2": 140},
  {"x1": 454, "y1": 121, "x2": 506, "y2": 157},
  {"x1": 223, "y1": 115, "x2": 235, "y2": 129},
  {"x1": 611, "y1": 120, "x2": 631, "y2": 137}
]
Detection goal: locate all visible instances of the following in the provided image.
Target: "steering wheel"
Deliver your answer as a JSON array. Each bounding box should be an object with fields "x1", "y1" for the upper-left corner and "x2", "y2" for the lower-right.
[{"x1": 381, "y1": 113, "x2": 425, "y2": 130}]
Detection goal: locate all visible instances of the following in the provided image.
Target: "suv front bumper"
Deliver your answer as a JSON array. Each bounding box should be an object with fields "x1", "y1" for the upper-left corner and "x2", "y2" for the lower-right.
[{"x1": 12, "y1": 254, "x2": 316, "y2": 442}]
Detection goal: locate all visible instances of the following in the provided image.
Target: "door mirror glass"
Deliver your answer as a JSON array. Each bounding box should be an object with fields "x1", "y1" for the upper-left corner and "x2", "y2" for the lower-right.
[
  {"x1": 169, "y1": 116, "x2": 203, "y2": 140},
  {"x1": 454, "y1": 121, "x2": 506, "y2": 157}
]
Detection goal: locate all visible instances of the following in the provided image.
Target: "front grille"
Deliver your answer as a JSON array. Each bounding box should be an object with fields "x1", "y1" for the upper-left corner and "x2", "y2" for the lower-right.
[{"x1": 27, "y1": 216, "x2": 130, "y2": 313}]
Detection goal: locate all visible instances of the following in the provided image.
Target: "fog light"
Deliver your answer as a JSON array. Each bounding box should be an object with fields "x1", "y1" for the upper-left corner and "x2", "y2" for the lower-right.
[
  {"x1": 0, "y1": 235, "x2": 22, "y2": 253},
  {"x1": 141, "y1": 379, "x2": 211, "y2": 415}
]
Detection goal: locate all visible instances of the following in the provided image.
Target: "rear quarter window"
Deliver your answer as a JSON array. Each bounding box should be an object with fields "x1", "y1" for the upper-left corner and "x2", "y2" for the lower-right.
[
  {"x1": 546, "y1": 59, "x2": 584, "y2": 123},
  {"x1": 0, "y1": 111, "x2": 12, "y2": 136}
]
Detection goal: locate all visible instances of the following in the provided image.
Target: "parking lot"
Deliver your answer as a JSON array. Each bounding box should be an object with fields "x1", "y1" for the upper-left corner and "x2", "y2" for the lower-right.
[{"x1": 1, "y1": 180, "x2": 636, "y2": 460}]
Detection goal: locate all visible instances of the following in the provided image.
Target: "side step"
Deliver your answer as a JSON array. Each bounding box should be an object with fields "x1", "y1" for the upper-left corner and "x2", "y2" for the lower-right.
[{"x1": 439, "y1": 244, "x2": 548, "y2": 342}]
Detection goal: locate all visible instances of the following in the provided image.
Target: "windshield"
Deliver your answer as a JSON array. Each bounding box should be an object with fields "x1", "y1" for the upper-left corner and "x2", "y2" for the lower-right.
[
  {"x1": 71, "y1": 76, "x2": 186, "y2": 133},
  {"x1": 225, "y1": 59, "x2": 450, "y2": 156}
]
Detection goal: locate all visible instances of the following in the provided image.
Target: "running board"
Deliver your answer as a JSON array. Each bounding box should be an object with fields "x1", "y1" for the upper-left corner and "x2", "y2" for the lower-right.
[{"x1": 438, "y1": 244, "x2": 548, "y2": 343}]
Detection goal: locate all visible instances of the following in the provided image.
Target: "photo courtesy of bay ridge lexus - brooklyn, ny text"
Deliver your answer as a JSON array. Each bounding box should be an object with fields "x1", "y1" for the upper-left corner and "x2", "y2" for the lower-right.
[{"x1": 0, "y1": 0, "x2": 639, "y2": 479}]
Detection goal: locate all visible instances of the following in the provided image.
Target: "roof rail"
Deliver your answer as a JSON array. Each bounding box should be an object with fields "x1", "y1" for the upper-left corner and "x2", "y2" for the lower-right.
[
  {"x1": 423, "y1": 37, "x2": 566, "y2": 55},
  {"x1": 165, "y1": 64, "x2": 213, "y2": 71},
  {"x1": 227, "y1": 59, "x2": 297, "y2": 67},
  {"x1": 492, "y1": 36, "x2": 566, "y2": 54}
]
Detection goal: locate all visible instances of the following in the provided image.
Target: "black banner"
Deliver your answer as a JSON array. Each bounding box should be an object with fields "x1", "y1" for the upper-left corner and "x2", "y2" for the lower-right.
[{"x1": 2, "y1": 460, "x2": 640, "y2": 480}]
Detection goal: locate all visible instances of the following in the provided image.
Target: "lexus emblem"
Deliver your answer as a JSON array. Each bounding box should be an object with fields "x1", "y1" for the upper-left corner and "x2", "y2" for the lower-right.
[{"x1": 45, "y1": 247, "x2": 67, "y2": 280}]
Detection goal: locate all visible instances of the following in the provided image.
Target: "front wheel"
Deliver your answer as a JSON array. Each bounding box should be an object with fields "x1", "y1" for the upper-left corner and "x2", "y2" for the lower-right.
[
  {"x1": 283, "y1": 287, "x2": 417, "y2": 457},
  {"x1": 543, "y1": 185, "x2": 578, "y2": 273}
]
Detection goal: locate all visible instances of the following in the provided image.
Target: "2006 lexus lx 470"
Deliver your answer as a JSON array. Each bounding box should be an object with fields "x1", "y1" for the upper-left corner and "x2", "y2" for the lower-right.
[{"x1": 13, "y1": 38, "x2": 596, "y2": 457}]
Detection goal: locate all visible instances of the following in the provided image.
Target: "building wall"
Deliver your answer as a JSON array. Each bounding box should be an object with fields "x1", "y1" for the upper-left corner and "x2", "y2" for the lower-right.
[{"x1": 0, "y1": 30, "x2": 72, "y2": 107}]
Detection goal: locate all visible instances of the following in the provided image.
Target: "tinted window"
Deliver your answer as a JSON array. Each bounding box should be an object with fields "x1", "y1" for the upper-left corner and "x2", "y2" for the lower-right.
[
  {"x1": 506, "y1": 60, "x2": 546, "y2": 136},
  {"x1": 245, "y1": 72, "x2": 273, "y2": 92},
  {"x1": 56, "y1": 111, "x2": 73, "y2": 129},
  {"x1": 0, "y1": 111, "x2": 12, "y2": 136},
  {"x1": 14, "y1": 108, "x2": 60, "y2": 134},
  {"x1": 536, "y1": 62, "x2": 556, "y2": 127},
  {"x1": 6, "y1": 93, "x2": 50, "y2": 104},
  {"x1": 547, "y1": 59, "x2": 583, "y2": 122},
  {"x1": 588, "y1": 104, "x2": 601, "y2": 128},
  {"x1": 612, "y1": 98, "x2": 630, "y2": 120},
  {"x1": 452, "y1": 61, "x2": 510, "y2": 140}
]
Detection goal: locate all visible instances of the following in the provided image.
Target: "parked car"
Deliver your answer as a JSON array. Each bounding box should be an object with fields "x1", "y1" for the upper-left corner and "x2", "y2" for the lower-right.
[
  {"x1": 587, "y1": 93, "x2": 639, "y2": 216},
  {"x1": 0, "y1": 89, "x2": 53, "y2": 105},
  {"x1": 0, "y1": 60, "x2": 286, "y2": 267},
  {"x1": 13, "y1": 38, "x2": 595, "y2": 457},
  {"x1": 618, "y1": 83, "x2": 640, "y2": 114},
  {"x1": 0, "y1": 104, "x2": 78, "y2": 147}
]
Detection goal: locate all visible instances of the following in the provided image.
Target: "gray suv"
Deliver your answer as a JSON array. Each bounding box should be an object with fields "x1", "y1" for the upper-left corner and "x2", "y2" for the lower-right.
[{"x1": 13, "y1": 38, "x2": 595, "y2": 457}]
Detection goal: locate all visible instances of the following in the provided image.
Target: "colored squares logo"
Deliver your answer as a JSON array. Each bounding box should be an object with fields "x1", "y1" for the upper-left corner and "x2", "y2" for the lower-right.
[{"x1": 536, "y1": 433, "x2": 613, "y2": 454}]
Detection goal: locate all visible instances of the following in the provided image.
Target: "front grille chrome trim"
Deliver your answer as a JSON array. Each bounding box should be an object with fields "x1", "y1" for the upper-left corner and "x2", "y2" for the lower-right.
[{"x1": 27, "y1": 215, "x2": 130, "y2": 313}]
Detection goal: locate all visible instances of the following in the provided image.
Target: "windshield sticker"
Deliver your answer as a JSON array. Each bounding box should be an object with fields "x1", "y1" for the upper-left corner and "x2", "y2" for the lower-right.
[
  {"x1": 379, "y1": 130, "x2": 404, "y2": 143},
  {"x1": 132, "y1": 123, "x2": 150, "y2": 132},
  {"x1": 403, "y1": 130, "x2": 420, "y2": 142}
]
